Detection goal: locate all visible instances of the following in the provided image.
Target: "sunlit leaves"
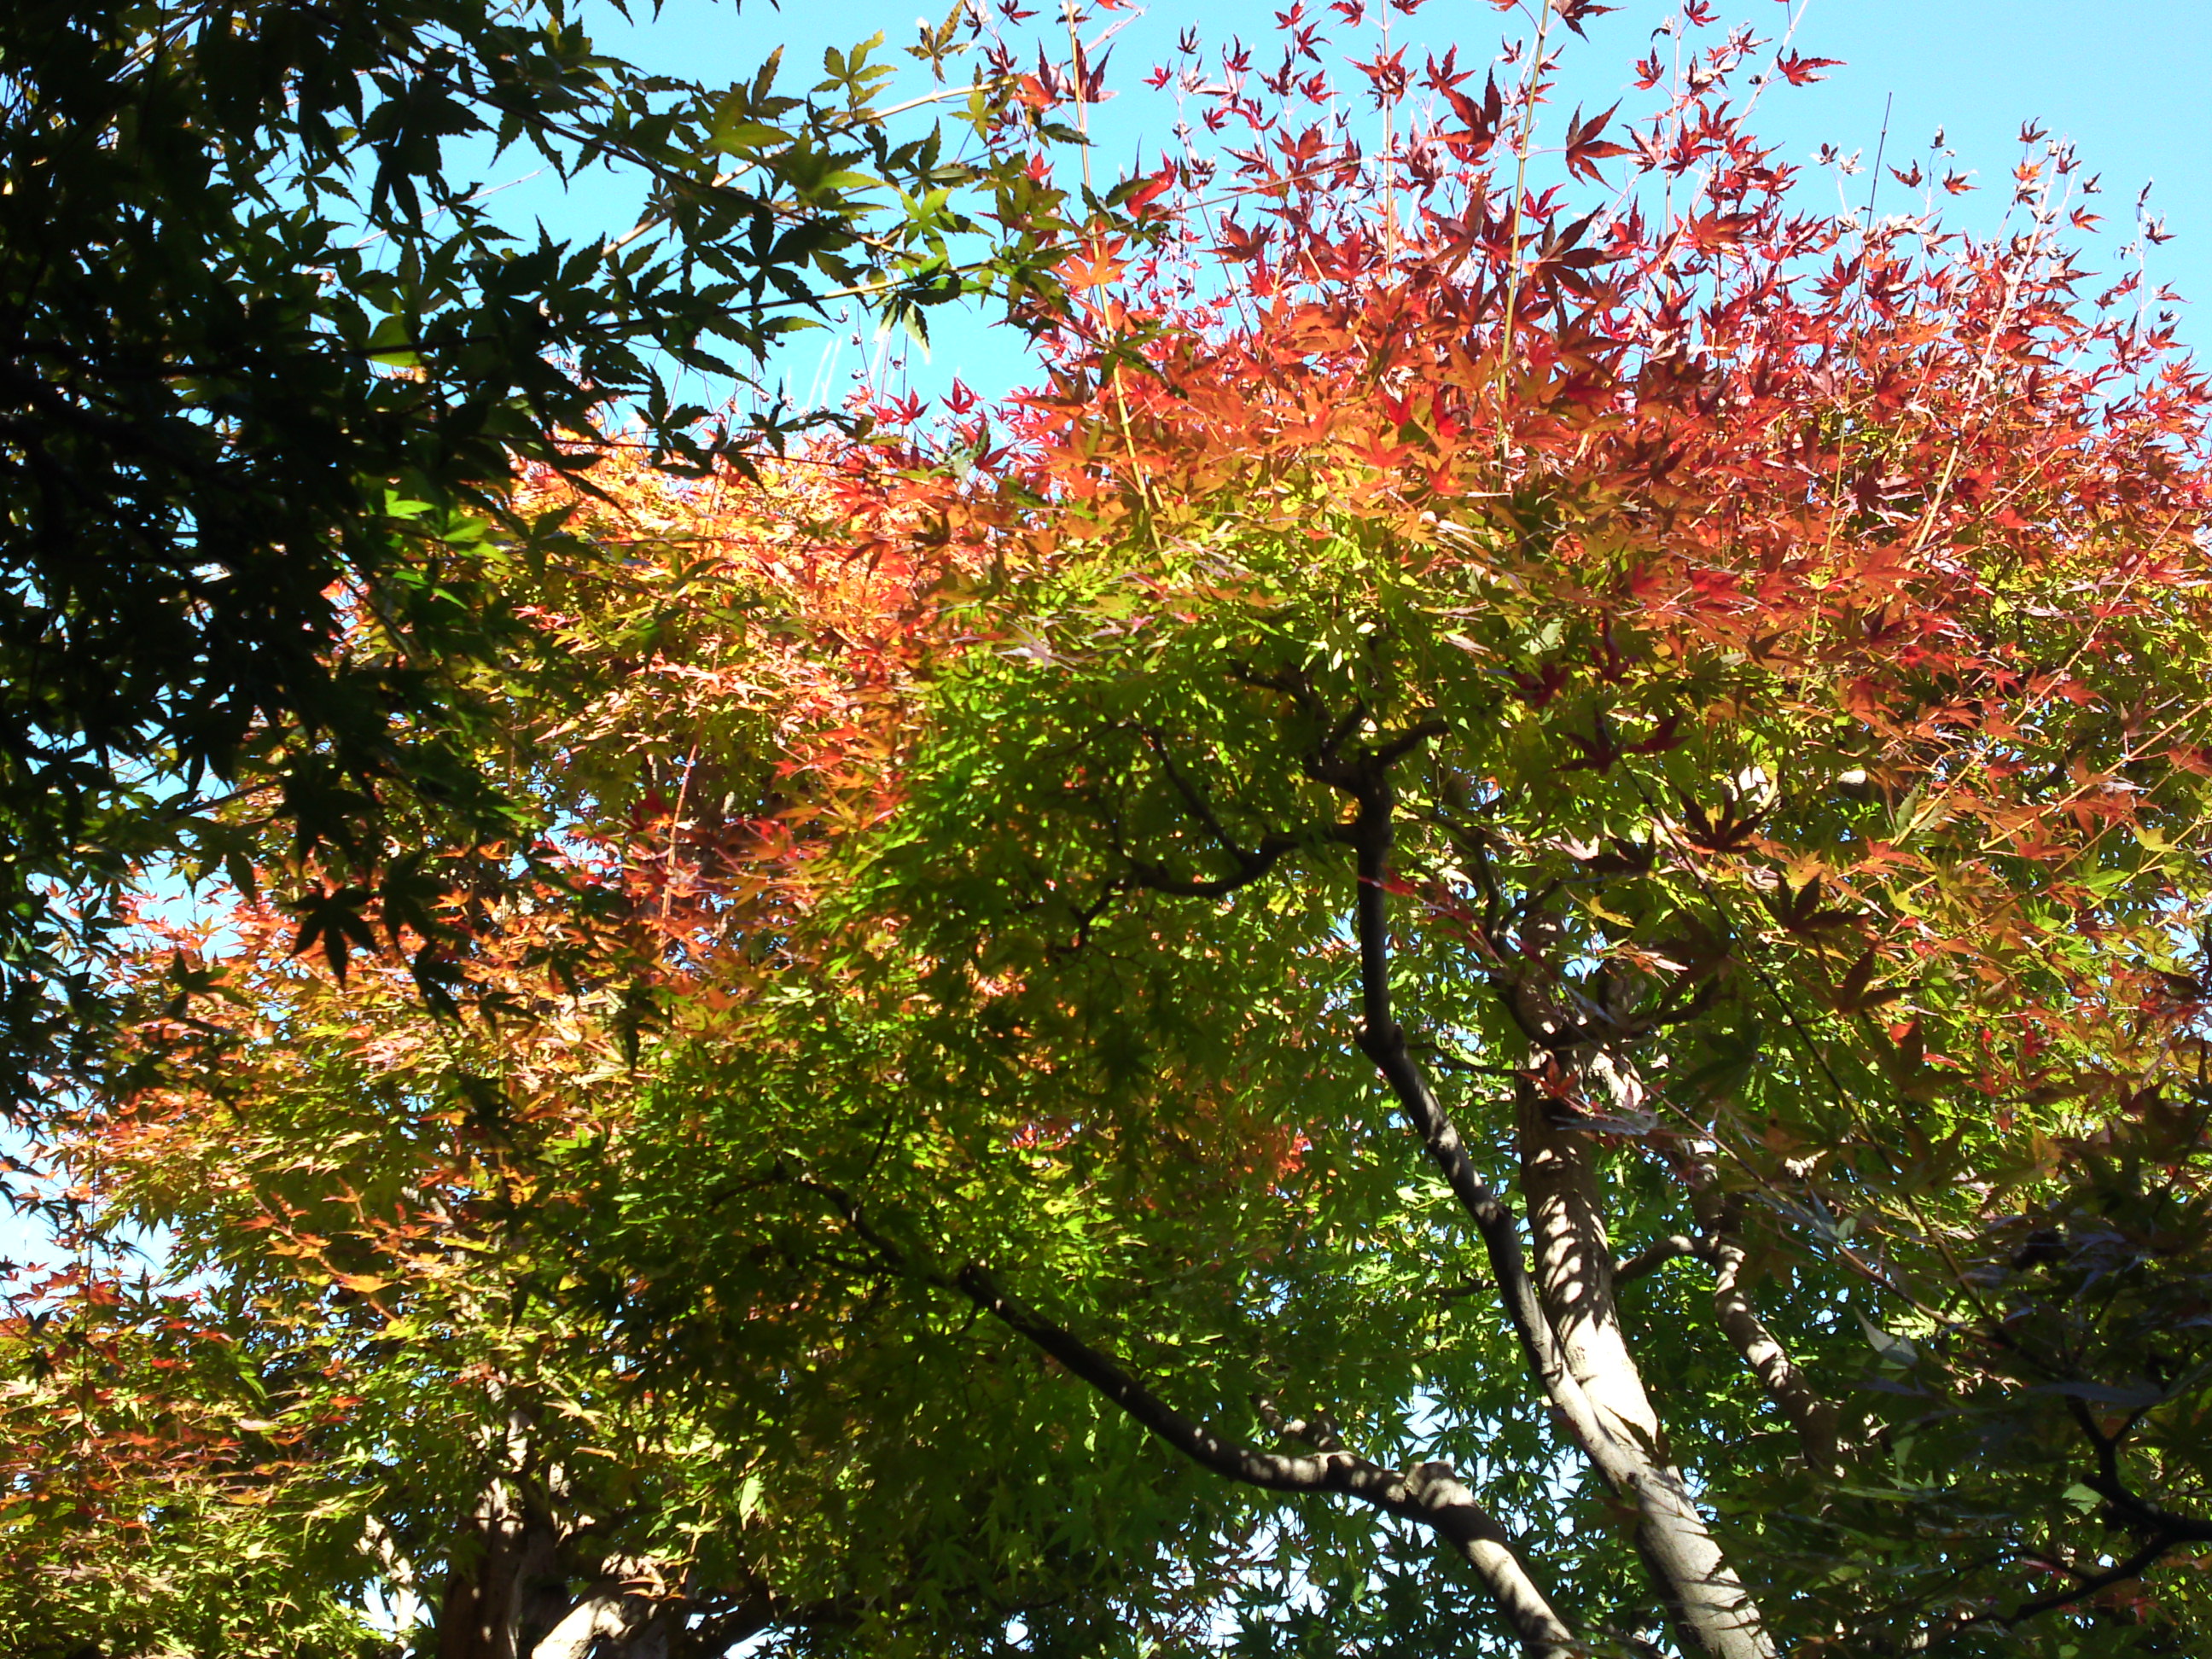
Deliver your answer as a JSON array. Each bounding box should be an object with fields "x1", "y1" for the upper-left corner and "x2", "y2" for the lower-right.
[{"x1": 17, "y1": 2, "x2": 2212, "y2": 1655}]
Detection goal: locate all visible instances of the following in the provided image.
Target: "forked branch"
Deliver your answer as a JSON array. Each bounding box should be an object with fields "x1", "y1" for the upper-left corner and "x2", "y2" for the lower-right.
[
  {"x1": 1912, "y1": 1400, "x2": 2212, "y2": 1644},
  {"x1": 1317, "y1": 732, "x2": 1777, "y2": 1659}
]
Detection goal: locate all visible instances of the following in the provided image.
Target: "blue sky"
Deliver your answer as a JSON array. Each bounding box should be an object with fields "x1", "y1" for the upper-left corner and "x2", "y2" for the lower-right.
[{"x1": 498, "y1": 0, "x2": 2212, "y2": 408}]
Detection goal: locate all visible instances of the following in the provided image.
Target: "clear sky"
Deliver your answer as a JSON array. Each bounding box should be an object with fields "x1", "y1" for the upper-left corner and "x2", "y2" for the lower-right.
[{"x1": 500, "y1": 0, "x2": 2212, "y2": 409}]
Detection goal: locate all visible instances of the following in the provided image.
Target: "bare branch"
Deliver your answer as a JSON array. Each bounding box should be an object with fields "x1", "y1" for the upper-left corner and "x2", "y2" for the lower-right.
[{"x1": 1616, "y1": 1235, "x2": 1702, "y2": 1284}]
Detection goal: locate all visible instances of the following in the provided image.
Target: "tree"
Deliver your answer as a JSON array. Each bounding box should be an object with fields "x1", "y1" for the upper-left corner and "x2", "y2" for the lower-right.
[
  {"x1": 680, "y1": 14, "x2": 2212, "y2": 1645},
  {"x1": 8, "y1": 446, "x2": 1240, "y2": 1658},
  {"x1": 18, "y1": 3, "x2": 2212, "y2": 1656},
  {"x1": 0, "y1": 0, "x2": 1074, "y2": 1125}
]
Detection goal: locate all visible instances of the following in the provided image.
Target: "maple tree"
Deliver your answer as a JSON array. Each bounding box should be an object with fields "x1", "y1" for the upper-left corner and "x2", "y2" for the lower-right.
[
  {"x1": 15, "y1": 3, "x2": 2212, "y2": 1657},
  {"x1": 7, "y1": 449, "x2": 1242, "y2": 1658}
]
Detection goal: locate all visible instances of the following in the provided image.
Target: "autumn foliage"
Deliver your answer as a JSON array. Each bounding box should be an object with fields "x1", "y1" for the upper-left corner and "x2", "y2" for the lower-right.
[{"x1": 13, "y1": 3, "x2": 2212, "y2": 1657}]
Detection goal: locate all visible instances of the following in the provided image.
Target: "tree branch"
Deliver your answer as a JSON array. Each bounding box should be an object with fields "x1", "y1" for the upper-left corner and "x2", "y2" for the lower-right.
[
  {"x1": 1615, "y1": 1235, "x2": 1702, "y2": 1284},
  {"x1": 952, "y1": 1262, "x2": 1578, "y2": 1659},
  {"x1": 2002, "y1": 1536, "x2": 2177, "y2": 1627},
  {"x1": 1320, "y1": 739, "x2": 1778, "y2": 1659},
  {"x1": 1253, "y1": 1394, "x2": 1345, "y2": 1452},
  {"x1": 1904, "y1": 1336, "x2": 2212, "y2": 1647},
  {"x1": 1123, "y1": 831, "x2": 1303, "y2": 899},
  {"x1": 795, "y1": 1173, "x2": 1575, "y2": 1656},
  {"x1": 1683, "y1": 1178, "x2": 1851, "y2": 1474},
  {"x1": 531, "y1": 1590, "x2": 655, "y2": 1659},
  {"x1": 2065, "y1": 1394, "x2": 2212, "y2": 1540},
  {"x1": 1704, "y1": 1231, "x2": 1848, "y2": 1474}
]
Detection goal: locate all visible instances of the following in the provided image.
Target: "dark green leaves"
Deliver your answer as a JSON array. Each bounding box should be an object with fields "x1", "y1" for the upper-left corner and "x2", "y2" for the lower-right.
[{"x1": 0, "y1": 0, "x2": 1071, "y2": 1126}]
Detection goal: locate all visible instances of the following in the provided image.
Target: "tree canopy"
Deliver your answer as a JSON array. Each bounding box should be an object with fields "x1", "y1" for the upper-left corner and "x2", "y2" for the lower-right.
[
  {"x1": 11, "y1": 4, "x2": 2212, "y2": 1658},
  {"x1": 0, "y1": 0, "x2": 1074, "y2": 1120}
]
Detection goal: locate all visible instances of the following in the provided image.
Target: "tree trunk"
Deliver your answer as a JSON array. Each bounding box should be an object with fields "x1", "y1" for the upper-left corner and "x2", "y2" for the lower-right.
[
  {"x1": 1517, "y1": 1067, "x2": 1776, "y2": 1659},
  {"x1": 436, "y1": 1475, "x2": 568, "y2": 1659}
]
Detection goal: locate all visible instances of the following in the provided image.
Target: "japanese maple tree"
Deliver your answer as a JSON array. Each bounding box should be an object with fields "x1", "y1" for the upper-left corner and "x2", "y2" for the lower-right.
[
  {"x1": 670, "y1": 1, "x2": 2212, "y2": 1650},
  {"x1": 9, "y1": 440, "x2": 1260, "y2": 1658},
  {"x1": 15, "y1": 3, "x2": 2212, "y2": 1657}
]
